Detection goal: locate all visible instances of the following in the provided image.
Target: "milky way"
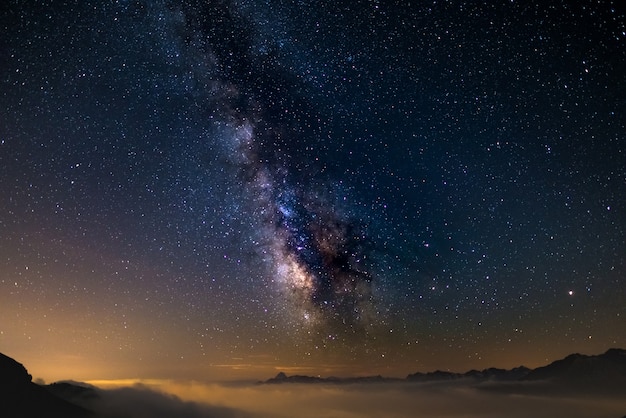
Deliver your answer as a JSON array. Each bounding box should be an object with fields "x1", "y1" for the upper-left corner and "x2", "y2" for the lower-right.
[
  {"x1": 163, "y1": 0, "x2": 386, "y2": 334},
  {"x1": 1, "y1": 0, "x2": 625, "y2": 381},
  {"x1": 217, "y1": 116, "x2": 380, "y2": 334}
]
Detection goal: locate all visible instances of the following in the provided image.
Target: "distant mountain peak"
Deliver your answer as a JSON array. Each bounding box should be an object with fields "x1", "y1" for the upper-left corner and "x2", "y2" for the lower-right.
[
  {"x1": 604, "y1": 347, "x2": 626, "y2": 357},
  {"x1": 274, "y1": 372, "x2": 288, "y2": 380}
]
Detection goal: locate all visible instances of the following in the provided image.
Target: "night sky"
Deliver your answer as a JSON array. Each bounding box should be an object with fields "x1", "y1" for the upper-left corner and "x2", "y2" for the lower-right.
[{"x1": 1, "y1": 0, "x2": 625, "y2": 383}]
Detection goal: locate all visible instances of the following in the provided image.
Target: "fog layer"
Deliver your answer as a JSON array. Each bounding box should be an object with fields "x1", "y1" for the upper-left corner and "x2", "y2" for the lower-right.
[{"x1": 80, "y1": 379, "x2": 626, "y2": 418}]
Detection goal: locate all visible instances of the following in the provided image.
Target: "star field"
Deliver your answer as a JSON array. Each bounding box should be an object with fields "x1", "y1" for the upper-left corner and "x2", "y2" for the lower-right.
[{"x1": 0, "y1": 0, "x2": 625, "y2": 382}]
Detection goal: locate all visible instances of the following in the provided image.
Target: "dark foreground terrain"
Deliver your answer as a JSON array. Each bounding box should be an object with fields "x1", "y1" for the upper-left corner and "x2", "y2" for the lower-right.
[{"x1": 2, "y1": 349, "x2": 626, "y2": 418}]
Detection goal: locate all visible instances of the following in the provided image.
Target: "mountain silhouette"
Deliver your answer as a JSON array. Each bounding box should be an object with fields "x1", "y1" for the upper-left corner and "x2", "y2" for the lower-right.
[
  {"x1": 0, "y1": 352, "x2": 93, "y2": 418},
  {"x1": 523, "y1": 348, "x2": 626, "y2": 381},
  {"x1": 3, "y1": 347, "x2": 626, "y2": 418},
  {"x1": 406, "y1": 365, "x2": 531, "y2": 382},
  {"x1": 264, "y1": 348, "x2": 626, "y2": 391},
  {"x1": 265, "y1": 371, "x2": 393, "y2": 384},
  {"x1": 520, "y1": 348, "x2": 626, "y2": 393}
]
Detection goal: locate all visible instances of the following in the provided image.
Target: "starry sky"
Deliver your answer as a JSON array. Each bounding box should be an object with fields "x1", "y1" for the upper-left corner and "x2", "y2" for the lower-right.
[{"x1": 1, "y1": 0, "x2": 625, "y2": 383}]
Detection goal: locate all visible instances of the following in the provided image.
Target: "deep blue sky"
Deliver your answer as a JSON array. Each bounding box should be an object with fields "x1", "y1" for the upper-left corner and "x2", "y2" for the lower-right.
[{"x1": 1, "y1": 0, "x2": 624, "y2": 381}]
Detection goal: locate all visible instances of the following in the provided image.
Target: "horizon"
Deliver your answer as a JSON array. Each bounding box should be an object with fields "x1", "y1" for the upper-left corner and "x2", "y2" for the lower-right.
[
  {"x1": 7, "y1": 346, "x2": 624, "y2": 385},
  {"x1": 3, "y1": 348, "x2": 626, "y2": 418}
]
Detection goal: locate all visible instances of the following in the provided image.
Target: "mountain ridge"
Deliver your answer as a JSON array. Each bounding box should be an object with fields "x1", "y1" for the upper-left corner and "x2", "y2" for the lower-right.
[
  {"x1": 2, "y1": 347, "x2": 625, "y2": 417},
  {"x1": 263, "y1": 348, "x2": 626, "y2": 387}
]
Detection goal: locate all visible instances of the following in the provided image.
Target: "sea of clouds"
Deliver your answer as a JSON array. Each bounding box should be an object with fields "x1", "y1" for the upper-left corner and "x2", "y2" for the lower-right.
[{"x1": 76, "y1": 378, "x2": 626, "y2": 418}]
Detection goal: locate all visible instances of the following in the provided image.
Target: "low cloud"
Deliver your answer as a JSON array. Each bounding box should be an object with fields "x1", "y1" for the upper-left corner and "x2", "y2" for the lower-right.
[
  {"x1": 59, "y1": 382, "x2": 249, "y2": 418},
  {"x1": 78, "y1": 379, "x2": 626, "y2": 418}
]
